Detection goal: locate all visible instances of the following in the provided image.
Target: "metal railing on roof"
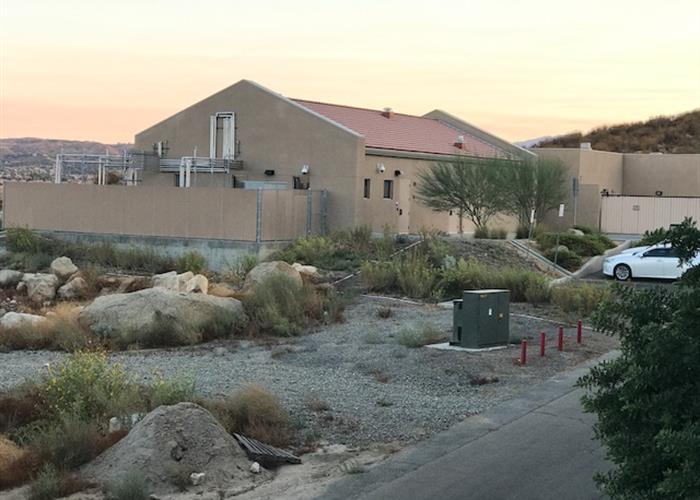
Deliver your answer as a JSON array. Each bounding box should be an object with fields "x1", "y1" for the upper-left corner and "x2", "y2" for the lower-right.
[
  {"x1": 54, "y1": 152, "x2": 142, "y2": 185},
  {"x1": 159, "y1": 156, "x2": 243, "y2": 174}
]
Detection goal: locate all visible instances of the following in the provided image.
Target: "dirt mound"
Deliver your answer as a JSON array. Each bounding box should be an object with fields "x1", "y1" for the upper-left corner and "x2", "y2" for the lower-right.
[{"x1": 82, "y1": 402, "x2": 267, "y2": 494}]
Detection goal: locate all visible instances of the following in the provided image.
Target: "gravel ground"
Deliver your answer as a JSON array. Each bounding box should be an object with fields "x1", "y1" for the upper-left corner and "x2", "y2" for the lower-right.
[{"x1": 0, "y1": 297, "x2": 618, "y2": 447}]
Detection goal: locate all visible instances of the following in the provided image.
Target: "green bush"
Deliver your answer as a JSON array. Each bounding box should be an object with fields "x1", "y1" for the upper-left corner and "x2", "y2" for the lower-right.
[
  {"x1": 489, "y1": 227, "x2": 508, "y2": 239},
  {"x1": 473, "y1": 226, "x2": 489, "y2": 239},
  {"x1": 639, "y1": 227, "x2": 669, "y2": 246},
  {"x1": 27, "y1": 415, "x2": 106, "y2": 470},
  {"x1": 544, "y1": 248, "x2": 583, "y2": 271},
  {"x1": 146, "y1": 373, "x2": 196, "y2": 410},
  {"x1": 107, "y1": 471, "x2": 150, "y2": 500},
  {"x1": 397, "y1": 322, "x2": 445, "y2": 347},
  {"x1": 524, "y1": 279, "x2": 552, "y2": 305},
  {"x1": 42, "y1": 351, "x2": 140, "y2": 422},
  {"x1": 28, "y1": 465, "x2": 63, "y2": 500},
  {"x1": 360, "y1": 261, "x2": 397, "y2": 291},
  {"x1": 273, "y1": 236, "x2": 338, "y2": 268},
  {"x1": 6, "y1": 228, "x2": 47, "y2": 254},
  {"x1": 572, "y1": 225, "x2": 595, "y2": 234},
  {"x1": 175, "y1": 251, "x2": 208, "y2": 275},
  {"x1": 537, "y1": 233, "x2": 614, "y2": 257},
  {"x1": 395, "y1": 252, "x2": 436, "y2": 298},
  {"x1": 551, "y1": 283, "x2": 610, "y2": 315},
  {"x1": 243, "y1": 274, "x2": 342, "y2": 336}
]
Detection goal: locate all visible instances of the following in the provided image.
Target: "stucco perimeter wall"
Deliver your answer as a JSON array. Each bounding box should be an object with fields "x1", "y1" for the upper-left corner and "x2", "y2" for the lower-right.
[
  {"x1": 622, "y1": 154, "x2": 700, "y2": 196},
  {"x1": 135, "y1": 80, "x2": 364, "y2": 229},
  {"x1": 601, "y1": 195, "x2": 700, "y2": 234},
  {"x1": 4, "y1": 183, "x2": 320, "y2": 242}
]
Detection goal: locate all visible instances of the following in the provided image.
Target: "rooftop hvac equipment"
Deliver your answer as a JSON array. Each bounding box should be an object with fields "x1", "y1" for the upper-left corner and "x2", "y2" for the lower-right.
[{"x1": 452, "y1": 289, "x2": 510, "y2": 348}]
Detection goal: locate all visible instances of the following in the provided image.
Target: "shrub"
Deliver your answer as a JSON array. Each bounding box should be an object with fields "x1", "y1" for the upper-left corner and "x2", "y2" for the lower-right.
[
  {"x1": 572, "y1": 225, "x2": 595, "y2": 234},
  {"x1": 473, "y1": 226, "x2": 489, "y2": 239},
  {"x1": 146, "y1": 373, "x2": 196, "y2": 410},
  {"x1": 360, "y1": 261, "x2": 397, "y2": 291},
  {"x1": 639, "y1": 227, "x2": 669, "y2": 246},
  {"x1": 0, "y1": 306, "x2": 91, "y2": 352},
  {"x1": 201, "y1": 385, "x2": 290, "y2": 447},
  {"x1": 27, "y1": 465, "x2": 63, "y2": 500},
  {"x1": 551, "y1": 283, "x2": 610, "y2": 316},
  {"x1": 397, "y1": 322, "x2": 445, "y2": 347},
  {"x1": 0, "y1": 384, "x2": 45, "y2": 434},
  {"x1": 42, "y1": 351, "x2": 140, "y2": 423},
  {"x1": 489, "y1": 227, "x2": 508, "y2": 239},
  {"x1": 524, "y1": 279, "x2": 552, "y2": 305},
  {"x1": 376, "y1": 307, "x2": 393, "y2": 319},
  {"x1": 438, "y1": 258, "x2": 492, "y2": 297},
  {"x1": 6, "y1": 228, "x2": 46, "y2": 254},
  {"x1": 243, "y1": 274, "x2": 341, "y2": 336},
  {"x1": 395, "y1": 252, "x2": 436, "y2": 298},
  {"x1": 27, "y1": 415, "x2": 106, "y2": 470},
  {"x1": 544, "y1": 248, "x2": 583, "y2": 271},
  {"x1": 273, "y1": 236, "x2": 337, "y2": 268},
  {"x1": 537, "y1": 233, "x2": 614, "y2": 257},
  {"x1": 107, "y1": 470, "x2": 150, "y2": 500},
  {"x1": 175, "y1": 250, "x2": 208, "y2": 275}
]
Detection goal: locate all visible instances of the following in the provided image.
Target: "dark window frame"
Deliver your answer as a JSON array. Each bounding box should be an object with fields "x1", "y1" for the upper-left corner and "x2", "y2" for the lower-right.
[
  {"x1": 383, "y1": 180, "x2": 394, "y2": 199},
  {"x1": 363, "y1": 178, "x2": 371, "y2": 199}
]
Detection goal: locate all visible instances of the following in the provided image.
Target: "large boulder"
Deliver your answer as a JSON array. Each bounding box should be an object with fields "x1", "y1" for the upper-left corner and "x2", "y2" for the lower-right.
[
  {"x1": 0, "y1": 270, "x2": 23, "y2": 288},
  {"x1": 97, "y1": 274, "x2": 151, "y2": 294},
  {"x1": 57, "y1": 276, "x2": 89, "y2": 300},
  {"x1": 208, "y1": 283, "x2": 237, "y2": 298},
  {"x1": 568, "y1": 228, "x2": 585, "y2": 237},
  {"x1": 292, "y1": 262, "x2": 322, "y2": 283},
  {"x1": 78, "y1": 287, "x2": 244, "y2": 337},
  {"x1": 23, "y1": 273, "x2": 59, "y2": 304},
  {"x1": 81, "y1": 402, "x2": 266, "y2": 494},
  {"x1": 50, "y1": 257, "x2": 79, "y2": 282},
  {"x1": 185, "y1": 274, "x2": 209, "y2": 294},
  {"x1": 243, "y1": 261, "x2": 302, "y2": 292},
  {"x1": 0, "y1": 312, "x2": 47, "y2": 329}
]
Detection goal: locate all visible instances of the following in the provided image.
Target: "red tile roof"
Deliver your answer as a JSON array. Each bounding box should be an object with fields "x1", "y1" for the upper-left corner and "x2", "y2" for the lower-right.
[{"x1": 292, "y1": 99, "x2": 506, "y2": 158}]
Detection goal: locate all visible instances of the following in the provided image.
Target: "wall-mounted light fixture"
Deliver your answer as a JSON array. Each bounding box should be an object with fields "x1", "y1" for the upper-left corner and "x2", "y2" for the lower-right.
[
  {"x1": 301, "y1": 164, "x2": 310, "y2": 175},
  {"x1": 376, "y1": 163, "x2": 385, "y2": 173},
  {"x1": 264, "y1": 169, "x2": 275, "y2": 176}
]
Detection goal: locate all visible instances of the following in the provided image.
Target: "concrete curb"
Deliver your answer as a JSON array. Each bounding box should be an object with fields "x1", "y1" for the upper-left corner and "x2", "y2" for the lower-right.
[{"x1": 317, "y1": 350, "x2": 619, "y2": 500}]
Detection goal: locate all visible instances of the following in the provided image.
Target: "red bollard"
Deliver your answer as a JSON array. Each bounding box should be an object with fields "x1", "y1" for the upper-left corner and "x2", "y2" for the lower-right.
[
  {"x1": 540, "y1": 331, "x2": 546, "y2": 357},
  {"x1": 520, "y1": 339, "x2": 527, "y2": 365},
  {"x1": 558, "y1": 326, "x2": 564, "y2": 351},
  {"x1": 577, "y1": 320, "x2": 583, "y2": 344}
]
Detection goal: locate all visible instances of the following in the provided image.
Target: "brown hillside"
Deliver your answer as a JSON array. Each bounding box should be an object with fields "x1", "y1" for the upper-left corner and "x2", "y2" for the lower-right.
[{"x1": 538, "y1": 110, "x2": 700, "y2": 154}]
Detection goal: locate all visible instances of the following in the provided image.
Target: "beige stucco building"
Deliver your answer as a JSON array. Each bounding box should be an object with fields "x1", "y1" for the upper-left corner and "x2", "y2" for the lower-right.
[
  {"x1": 134, "y1": 79, "x2": 530, "y2": 234},
  {"x1": 535, "y1": 147, "x2": 700, "y2": 232}
]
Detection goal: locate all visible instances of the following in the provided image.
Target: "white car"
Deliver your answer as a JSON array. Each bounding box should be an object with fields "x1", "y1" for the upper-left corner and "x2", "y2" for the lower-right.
[{"x1": 603, "y1": 244, "x2": 699, "y2": 281}]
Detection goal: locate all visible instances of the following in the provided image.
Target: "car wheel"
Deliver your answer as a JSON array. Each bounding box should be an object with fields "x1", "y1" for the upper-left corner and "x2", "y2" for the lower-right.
[{"x1": 614, "y1": 264, "x2": 632, "y2": 281}]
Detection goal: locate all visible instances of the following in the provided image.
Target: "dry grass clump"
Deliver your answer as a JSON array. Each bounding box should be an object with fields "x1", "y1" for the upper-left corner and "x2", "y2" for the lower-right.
[
  {"x1": 552, "y1": 283, "x2": 610, "y2": 316},
  {"x1": 0, "y1": 303, "x2": 92, "y2": 352},
  {"x1": 199, "y1": 384, "x2": 290, "y2": 447},
  {"x1": 397, "y1": 322, "x2": 446, "y2": 348},
  {"x1": 27, "y1": 464, "x2": 92, "y2": 500},
  {"x1": 107, "y1": 470, "x2": 150, "y2": 500}
]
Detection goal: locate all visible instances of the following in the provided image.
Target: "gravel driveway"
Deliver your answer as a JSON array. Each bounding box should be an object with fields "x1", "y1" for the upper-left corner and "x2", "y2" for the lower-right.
[{"x1": 0, "y1": 297, "x2": 618, "y2": 447}]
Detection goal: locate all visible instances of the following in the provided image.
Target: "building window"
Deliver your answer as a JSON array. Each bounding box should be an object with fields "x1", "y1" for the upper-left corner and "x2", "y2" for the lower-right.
[
  {"x1": 383, "y1": 180, "x2": 394, "y2": 199},
  {"x1": 293, "y1": 176, "x2": 309, "y2": 190},
  {"x1": 363, "y1": 178, "x2": 371, "y2": 199},
  {"x1": 174, "y1": 173, "x2": 180, "y2": 187}
]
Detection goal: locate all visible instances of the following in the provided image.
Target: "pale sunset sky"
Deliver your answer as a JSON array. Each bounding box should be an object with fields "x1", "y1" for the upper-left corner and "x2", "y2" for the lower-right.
[{"x1": 1, "y1": 0, "x2": 699, "y2": 143}]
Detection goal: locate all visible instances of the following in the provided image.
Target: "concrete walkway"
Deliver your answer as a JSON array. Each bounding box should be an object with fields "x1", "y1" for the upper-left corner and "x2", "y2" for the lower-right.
[{"x1": 319, "y1": 352, "x2": 617, "y2": 500}]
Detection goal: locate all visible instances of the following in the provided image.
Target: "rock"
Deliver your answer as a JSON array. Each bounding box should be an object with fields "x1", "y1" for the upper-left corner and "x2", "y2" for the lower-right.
[
  {"x1": 554, "y1": 245, "x2": 569, "y2": 253},
  {"x1": 292, "y1": 263, "x2": 321, "y2": 283},
  {"x1": 0, "y1": 312, "x2": 47, "y2": 329},
  {"x1": 23, "y1": 273, "x2": 59, "y2": 304},
  {"x1": 81, "y1": 402, "x2": 265, "y2": 494},
  {"x1": 209, "y1": 283, "x2": 237, "y2": 298},
  {"x1": 78, "y1": 287, "x2": 244, "y2": 337},
  {"x1": 243, "y1": 261, "x2": 302, "y2": 292},
  {"x1": 57, "y1": 276, "x2": 89, "y2": 300},
  {"x1": 50, "y1": 257, "x2": 79, "y2": 282},
  {"x1": 16, "y1": 281, "x2": 26, "y2": 294},
  {"x1": 152, "y1": 271, "x2": 195, "y2": 292},
  {"x1": 568, "y1": 228, "x2": 585, "y2": 236},
  {"x1": 249, "y1": 462, "x2": 261, "y2": 474},
  {"x1": 185, "y1": 274, "x2": 209, "y2": 294},
  {"x1": 115, "y1": 275, "x2": 151, "y2": 294},
  {"x1": 0, "y1": 270, "x2": 23, "y2": 288},
  {"x1": 108, "y1": 417, "x2": 123, "y2": 434},
  {"x1": 214, "y1": 347, "x2": 227, "y2": 356},
  {"x1": 190, "y1": 472, "x2": 206, "y2": 486}
]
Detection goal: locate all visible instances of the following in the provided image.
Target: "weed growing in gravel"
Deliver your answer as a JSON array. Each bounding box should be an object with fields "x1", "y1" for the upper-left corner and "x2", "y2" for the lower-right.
[
  {"x1": 397, "y1": 322, "x2": 445, "y2": 348},
  {"x1": 370, "y1": 369, "x2": 390, "y2": 383},
  {"x1": 376, "y1": 398, "x2": 394, "y2": 407},
  {"x1": 339, "y1": 459, "x2": 366, "y2": 474},
  {"x1": 107, "y1": 470, "x2": 150, "y2": 500},
  {"x1": 305, "y1": 396, "x2": 331, "y2": 412},
  {"x1": 376, "y1": 307, "x2": 393, "y2": 319}
]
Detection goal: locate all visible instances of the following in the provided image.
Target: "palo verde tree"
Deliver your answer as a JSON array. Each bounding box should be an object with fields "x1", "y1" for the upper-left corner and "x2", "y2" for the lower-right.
[
  {"x1": 498, "y1": 157, "x2": 568, "y2": 230},
  {"x1": 578, "y1": 217, "x2": 700, "y2": 499},
  {"x1": 416, "y1": 156, "x2": 503, "y2": 233}
]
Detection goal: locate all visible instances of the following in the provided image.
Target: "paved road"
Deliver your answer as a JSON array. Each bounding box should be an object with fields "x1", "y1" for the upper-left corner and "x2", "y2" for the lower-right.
[{"x1": 320, "y1": 353, "x2": 617, "y2": 500}]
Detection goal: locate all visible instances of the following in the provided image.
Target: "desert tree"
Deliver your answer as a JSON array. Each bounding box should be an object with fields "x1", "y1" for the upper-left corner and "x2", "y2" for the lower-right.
[
  {"x1": 579, "y1": 218, "x2": 700, "y2": 499},
  {"x1": 498, "y1": 157, "x2": 568, "y2": 230},
  {"x1": 416, "y1": 156, "x2": 503, "y2": 233}
]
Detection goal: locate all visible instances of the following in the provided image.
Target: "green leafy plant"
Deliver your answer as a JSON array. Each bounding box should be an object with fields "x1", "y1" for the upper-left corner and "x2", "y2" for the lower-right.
[
  {"x1": 639, "y1": 227, "x2": 669, "y2": 246},
  {"x1": 175, "y1": 250, "x2": 208, "y2": 275},
  {"x1": 544, "y1": 248, "x2": 583, "y2": 271}
]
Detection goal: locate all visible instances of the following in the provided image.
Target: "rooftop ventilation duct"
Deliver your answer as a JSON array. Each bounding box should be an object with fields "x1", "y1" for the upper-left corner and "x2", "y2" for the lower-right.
[
  {"x1": 382, "y1": 107, "x2": 394, "y2": 119},
  {"x1": 454, "y1": 135, "x2": 465, "y2": 149},
  {"x1": 580, "y1": 142, "x2": 592, "y2": 150}
]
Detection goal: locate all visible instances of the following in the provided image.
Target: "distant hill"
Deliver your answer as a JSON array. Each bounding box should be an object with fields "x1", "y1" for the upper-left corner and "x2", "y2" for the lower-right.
[
  {"x1": 0, "y1": 137, "x2": 133, "y2": 170},
  {"x1": 514, "y1": 136, "x2": 557, "y2": 149},
  {"x1": 535, "y1": 110, "x2": 700, "y2": 153}
]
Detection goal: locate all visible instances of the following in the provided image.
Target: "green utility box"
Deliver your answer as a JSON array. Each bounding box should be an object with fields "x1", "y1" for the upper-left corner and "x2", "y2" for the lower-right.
[{"x1": 452, "y1": 289, "x2": 510, "y2": 348}]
